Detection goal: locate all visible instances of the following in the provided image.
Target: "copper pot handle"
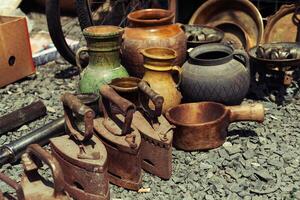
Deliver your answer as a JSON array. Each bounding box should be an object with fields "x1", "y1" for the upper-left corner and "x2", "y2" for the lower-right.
[
  {"x1": 232, "y1": 49, "x2": 250, "y2": 71},
  {"x1": 61, "y1": 93, "x2": 95, "y2": 142},
  {"x1": 0, "y1": 173, "x2": 25, "y2": 200},
  {"x1": 100, "y1": 85, "x2": 136, "y2": 135},
  {"x1": 75, "y1": 47, "x2": 89, "y2": 73},
  {"x1": 226, "y1": 103, "x2": 265, "y2": 123},
  {"x1": 138, "y1": 81, "x2": 164, "y2": 118},
  {"x1": 23, "y1": 144, "x2": 66, "y2": 198}
]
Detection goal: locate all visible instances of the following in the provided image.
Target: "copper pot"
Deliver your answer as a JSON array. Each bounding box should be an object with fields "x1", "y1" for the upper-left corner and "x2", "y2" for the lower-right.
[
  {"x1": 165, "y1": 102, "x2": 264, "y2": 151},
  {"x1": 122, "y1": 9, "x2": 187, "y2": 78}
]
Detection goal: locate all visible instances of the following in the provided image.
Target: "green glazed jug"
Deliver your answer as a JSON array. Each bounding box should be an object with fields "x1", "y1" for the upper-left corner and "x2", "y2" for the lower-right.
[{"x1": 76, "y1": 25, "x2": 128, "y2": 94}]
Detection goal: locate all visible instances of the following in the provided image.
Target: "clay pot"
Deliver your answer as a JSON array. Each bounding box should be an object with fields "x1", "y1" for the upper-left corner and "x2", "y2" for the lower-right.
[
  {"x1": 166, "y1": 102, "x2": 264, "y2": 151},
  {"x1": 141, "y1": 47, "x2": 182, "y2": 113},
  {"x1": 181, "y1": 43, "x2": 250, "y2": 105},
  {"x1": 122, "y1": 9, "x2": 187, "y2": 78},
  {"x1": 76, "y1": 26, "x2": 128, "y2": 94}
]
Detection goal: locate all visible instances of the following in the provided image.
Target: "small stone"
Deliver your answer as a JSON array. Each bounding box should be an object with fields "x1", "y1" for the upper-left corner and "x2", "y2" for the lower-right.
[
  {"x1": 251, "y1": 162, "x2": 261, "y2": 167},
  {"x1": 243, "y1": 150, "x2": 255, "y2": 160},
  {"x1": 47, "y1": 106, "x2": 56, "y2": 113},
  {"x1": 17, "y1": 125, "x2": 29, "y2": 131},
  {"x1": 285, "y1": 167, "x2": 295, "y2": 175},
  {"x1": 205, "y1": 194, "x2": 214, "y2": 200},
  {"x1": 200, "y1": 163, "x2": 213, "y2": 170},
  {"x1": 254, "y1": 169, "x2": 273, "y2": 181}
]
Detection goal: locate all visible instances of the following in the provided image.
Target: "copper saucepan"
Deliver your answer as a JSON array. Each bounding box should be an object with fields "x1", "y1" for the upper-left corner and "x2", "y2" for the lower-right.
[{"x1": 165, "y1": 102, "x2": 264, "y2": 151}]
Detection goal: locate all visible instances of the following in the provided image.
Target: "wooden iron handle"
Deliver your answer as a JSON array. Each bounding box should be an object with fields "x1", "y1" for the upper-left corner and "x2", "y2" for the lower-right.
[
  {"x1": 23, "y1": 144, "x2": 66, "y2": 198},
  {"x1": 100, "y1": 85, "x2": 136, "y2": 135},
  {"x1": 0, "y1": 173, "x2": 25, "y2": 200},
  {"x1": 138, "y1": 81, "x2": 164, "y2": 118},
  {"x1": 61, "y1": 93, "x2": 95, "y2": 142},
  {"x1": 227, "y1": 103, "x2": 265, "y2": 123}
]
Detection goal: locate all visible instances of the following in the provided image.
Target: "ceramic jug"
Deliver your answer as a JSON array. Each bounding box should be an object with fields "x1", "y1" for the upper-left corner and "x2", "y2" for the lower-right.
[
  {"x1": 122, "y1": 9, "x2": 186, "y2": 78},
  {"x1": 76, "y1": 25, "x2": 128, "y2": 94},
  {"x1": 141, "y1": 47, "x2": 182, "y2": 113}
]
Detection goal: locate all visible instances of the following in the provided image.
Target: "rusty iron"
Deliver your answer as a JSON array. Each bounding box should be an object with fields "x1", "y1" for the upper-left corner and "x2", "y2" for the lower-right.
[
  {"x1": 109, "y1": 78, "x2": 174, "y2": 179},
  {"x1": 0, "y1": 100, "x2": 47, "y2": 135},
  {"x1": 189, "y1": 0, "x2": 264, "y2": 49},
  {"x1": 166, "y1": 102, "x2": 264, "y2": 151},
  {"x1": 51, "y1": 93, "x2": 109, "y2": 200},
  {"x1": 264, "y1": 4, "x2": 300, "y2": 43},
  {"x1": 0, "y1": 144, "x2": 70, "y2": 200},
  {"x1": 94, "y1": 85, "x2": 142, "y2": 191}
]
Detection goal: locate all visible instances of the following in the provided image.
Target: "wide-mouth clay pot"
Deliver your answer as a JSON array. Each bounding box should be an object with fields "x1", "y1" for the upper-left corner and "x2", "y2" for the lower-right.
[
  {"x1": 127, "y1": 9, "x2": 174, "y2": 27},
  {"x1": 165, "y1": 102, "x2": 264, "y2": 151}
]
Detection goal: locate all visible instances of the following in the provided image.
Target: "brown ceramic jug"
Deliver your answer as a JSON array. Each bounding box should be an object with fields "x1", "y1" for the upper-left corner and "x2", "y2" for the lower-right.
[
  {"x1": 141, "y1": 47, "x2": 182, "y2": 114},
  {"x1": 122, "y1": 9, "x2": 187, "y2": 78}
]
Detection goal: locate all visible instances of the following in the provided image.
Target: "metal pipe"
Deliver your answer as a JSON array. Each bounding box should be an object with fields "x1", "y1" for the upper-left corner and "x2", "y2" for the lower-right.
[{"x1": 0, "y1": 117, "x2": 64, "y2": 166}]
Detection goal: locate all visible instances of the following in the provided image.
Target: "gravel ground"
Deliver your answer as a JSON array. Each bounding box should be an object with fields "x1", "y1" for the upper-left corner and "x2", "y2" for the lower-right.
[{"x1": 0, "y1": 12, "x2": 300, "y2": 199}]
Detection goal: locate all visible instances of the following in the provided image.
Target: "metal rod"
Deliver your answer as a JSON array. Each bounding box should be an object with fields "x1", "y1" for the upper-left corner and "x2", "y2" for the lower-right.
[{"x1": 0, "y1": 117, "x2": 65, "y2": 166}]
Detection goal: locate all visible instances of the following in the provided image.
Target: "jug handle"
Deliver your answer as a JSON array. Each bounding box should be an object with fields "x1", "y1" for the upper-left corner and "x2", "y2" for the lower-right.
[
  {"x1": 76, "y1": 47, "x2": 89, "y2": 72},
  {"x1": 232, "y1": 49, "x2": 250, "y2": 71},
  {"x1": 138, "y1": 80, "x2": 164, "y2": 118},
  {"x1": 22, "y1": 144, "x2": 66, "y2": 198},
  {"x1": 61, "y1": 93, "x2": 95, "y2": 142},
  {"x1": 0, "y1": 173, "x2": 25, "y2": 200},
  {"x1": 171, "y1": 66, "x2": 183, "y2": 88},
  {"x1": 226, "y1": 103, "x2": 265, "y2": 123},
  {"x1": 100, "y1": 85, "x2": 136, "y2": 136}
]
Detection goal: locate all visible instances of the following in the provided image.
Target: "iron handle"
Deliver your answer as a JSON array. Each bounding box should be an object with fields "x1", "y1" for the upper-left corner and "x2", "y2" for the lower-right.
[
  {"x1": 0, "y1": 173, "x2": 25, "y2": 200},
  {"x1": 61, "y1": 93, "x2": 95, "y2": 142},
  {"x1": 138, "y1": 81, "x2": 164, "y2": 118},
  {"x1": 100, "y1": 85, "x2": 136, "y2": 135},
  {"x1": 23, "y1": 144, "x2": 66, "y2": 198}
]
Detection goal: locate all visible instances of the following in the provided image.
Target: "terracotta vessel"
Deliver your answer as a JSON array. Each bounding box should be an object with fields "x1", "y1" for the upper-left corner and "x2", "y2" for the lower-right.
[
  {"x1": 181, "y1": 43, "x2": 250, "y2": 105},
  {"x1": 141, "y1": 47, "x2": 182, "y2": 113},
  {"x1": 122, "y1": 9, "x2": 186, "y2": 77},
  {"x1": 166, "y1": 102, "x2": 265, "y2": 151},
  {"x1": 76, "y1": 25, "x2": 128, "y2": 94}
]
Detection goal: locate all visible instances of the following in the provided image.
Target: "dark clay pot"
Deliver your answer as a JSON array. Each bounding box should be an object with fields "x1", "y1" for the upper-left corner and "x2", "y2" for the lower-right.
[{"x1": 181, "y1": 43, "x2": 250, "y2": 105}]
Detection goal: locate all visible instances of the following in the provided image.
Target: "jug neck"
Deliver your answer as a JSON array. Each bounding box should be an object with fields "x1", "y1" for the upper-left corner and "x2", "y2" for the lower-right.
[
  {"x1": 188, "y1": 43, "x2": 234, "y2": 66},
  {"x1": 88, "y1": 50, "x2": 121, "y2": 69}
]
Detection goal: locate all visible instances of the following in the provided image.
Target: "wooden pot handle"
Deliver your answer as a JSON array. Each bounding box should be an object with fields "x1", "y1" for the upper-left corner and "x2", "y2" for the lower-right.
[{"x1": 226, "y1": 103, "x2": 265, "y2": 123}]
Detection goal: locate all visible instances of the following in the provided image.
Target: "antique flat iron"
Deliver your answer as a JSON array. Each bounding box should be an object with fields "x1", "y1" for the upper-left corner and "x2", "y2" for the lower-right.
[
  {"x1": 0, "y1": 144, "x2": 70, "y2": 200},
  {"x1": 134, "y1": 81, "x2": 174, "y2": 180},
  {"x1": 50, "y1": 93, "x2": 109, "y2": 200},
  {"x1": 94, "y1": 85, "x2": 142, "y2": 191}
]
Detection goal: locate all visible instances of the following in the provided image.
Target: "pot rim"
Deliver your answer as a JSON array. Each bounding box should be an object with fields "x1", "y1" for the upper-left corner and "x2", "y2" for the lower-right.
[
  {"x1": 140, "y1": 47, "x2": 177, "y2": 60},
  {"x1": 109, "y1": 77, "x2": 141, "y2": 92},
  {"x1": 165, "y1": 102, "x2": 229, "y2": 127},
  {"x1": 127, "y1": 9, "x2": 174, "y2": 26},
  {"x1": 83, "y1": 25, "x2": 124, "y2": 38},
  {"x1": 188, "y1": 43, "x2": 234, "y2": 66}
]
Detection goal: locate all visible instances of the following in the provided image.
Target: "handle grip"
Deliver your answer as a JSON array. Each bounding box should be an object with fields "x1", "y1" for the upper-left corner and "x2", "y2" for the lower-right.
[
  {"x1": 100, "y1": 85, "x2": 136, "y2": 135},
  {"x1": 0, "y1": 173, "x2": 25, "y2": 200},
  {"x1": 61, "y1": 93, "x2": 95, "y2": 142},
  {"x1": 138, "y1": 81, "x2": 164, "y2": 118},
  {"x1": 23, "y1": 144, "x2": 66, "y2": 198},
  {"x1": 227, "y1": 103, "x2": 265, "y2": 123},
  {"x1": 233, "y1": 49, "x2": 250, "y2": 71},
  {"x1": 171, "y1": 66, "x2": 182, "y2": 87},
  {"x1": 76, "y1": 47, "x2": 89, "y2": 72}
]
